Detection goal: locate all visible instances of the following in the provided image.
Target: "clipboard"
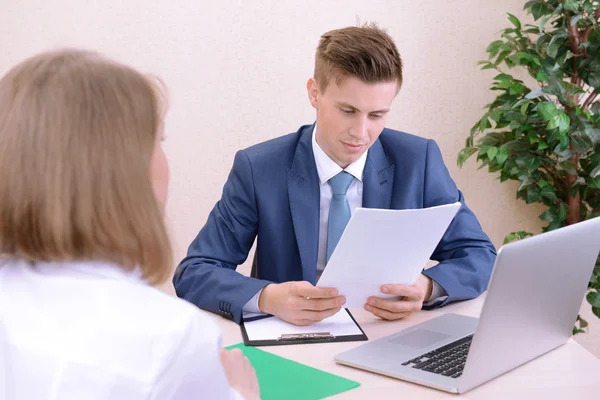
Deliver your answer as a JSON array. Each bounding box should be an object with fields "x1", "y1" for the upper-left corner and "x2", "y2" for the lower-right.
[{"x1": 240, "y1": 308, "x2": 368, "y2": 347}]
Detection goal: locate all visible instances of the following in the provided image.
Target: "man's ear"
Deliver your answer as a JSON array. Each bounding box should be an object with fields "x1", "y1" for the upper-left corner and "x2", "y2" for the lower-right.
[{"x1": 307, "y1": 78, "x2": 319, "y2": 109}]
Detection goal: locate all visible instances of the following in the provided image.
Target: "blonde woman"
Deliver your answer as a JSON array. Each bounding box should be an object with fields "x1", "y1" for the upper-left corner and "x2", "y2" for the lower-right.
[{"x1": 0, "y1": 50, "x2": 259, "y2": 400}]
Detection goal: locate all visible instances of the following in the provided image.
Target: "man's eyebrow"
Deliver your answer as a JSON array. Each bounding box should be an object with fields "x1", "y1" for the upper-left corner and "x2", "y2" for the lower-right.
[
  {"x1": 335, "y1": 101, "x2": 390, "y2": 114},
  {"x1": 336, "y1": 102, "x2": 359, "y2": 111}
]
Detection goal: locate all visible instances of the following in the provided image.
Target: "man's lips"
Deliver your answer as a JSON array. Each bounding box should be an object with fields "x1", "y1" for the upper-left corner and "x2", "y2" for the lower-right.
[{"x1": 342, "y1": 142, "x2": 366, "y2": 152}]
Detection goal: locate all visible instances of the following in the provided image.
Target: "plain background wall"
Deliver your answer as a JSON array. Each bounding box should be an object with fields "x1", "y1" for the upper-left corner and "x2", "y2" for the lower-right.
[
  {"x1": 14, "y1": 0, "x2": 600, "y2": 354},
  {"x1": 1, "y1": 0, "x2": 544, "y2": 285},
  {"x1": 3, "y1": 0, "x2": 598, "y2": 357}
]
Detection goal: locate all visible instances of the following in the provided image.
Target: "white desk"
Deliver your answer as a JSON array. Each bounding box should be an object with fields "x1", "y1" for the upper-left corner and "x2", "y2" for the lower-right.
[{"x1": 212, "y1": 295, "x2": 600, "y2": 398}]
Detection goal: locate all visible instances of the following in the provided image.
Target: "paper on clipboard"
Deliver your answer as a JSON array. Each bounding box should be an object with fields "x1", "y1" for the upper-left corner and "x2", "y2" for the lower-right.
[
  {"x1": 243, "y1": 309, "x2": 362, "y2": 342},
  {"x1": 316, "y1": 202, "x2": 461, "y2": 308}
]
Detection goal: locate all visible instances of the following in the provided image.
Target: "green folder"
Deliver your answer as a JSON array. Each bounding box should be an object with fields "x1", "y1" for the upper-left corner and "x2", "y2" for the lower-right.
[{"x1": 226, "y1": 343, "x2": 360, "y2": 399}]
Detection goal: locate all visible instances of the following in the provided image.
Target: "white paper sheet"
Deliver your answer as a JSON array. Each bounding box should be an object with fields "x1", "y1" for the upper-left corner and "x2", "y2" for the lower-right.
[
  {"x1": 243, "y1": 309, "x2": 362, "y2": 341},
  {"x1": 316, "y1": 202, "x2": 461, "y2": 308}
]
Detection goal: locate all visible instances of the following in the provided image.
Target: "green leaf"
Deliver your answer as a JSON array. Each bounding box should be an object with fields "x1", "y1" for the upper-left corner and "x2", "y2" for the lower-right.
[
  {"x1": 536, "y1": 70, "x2": 548, "y2": 81},
  {"x1": 486, "y1": 40, "x2": 505, "y2": 55},
  {"x1": 540, "y1": 185, "x2": 557, "y2": 201},
  {"x1": 539, "y1": 179, "x2": 548, "y2": 188},
  {"x1": 509, "y1": 52, "x2": 535, "y2": 66},
  {"x1": 590, "y1": 164, "x2": 600, "y2": 178},
  {"x1": 525, "y1": 157, "x2": 542, "y2": 171},
  {"x1": 537, "y1": 102, "x2": 558, "y2": 121},
  {"x1": 507, "y1": 13, "x2": 521, "y2": 30},
  {"x1": 539, "y1": 209, "x2": 555, "y2": 223},
  {"x1": 494, "y1": 80, "x2": 513, "y2": 89},
  {"x1": 560, "y1": 134, "x2": 570, "y2": 150},
  {"x1": 536, "y1": 33, "x2": 551, "y2": 53},
  {"x1": 479, "y1": 131, "x2": 506, "y2": 146},
  {"x1": 526, "y1": 89, "x2": 544, "y2": 100},
  {"x1": 570, "y1": 14, "x2": 582, "y2": 26},
  {"x1": 560, "y1": 160, "x2": 578, "y2": 175},
  {"x1": 547, "y1": 33, "x2": 567, "y2": 58},
  {"x1": 593, "y1": 306, "x2": 600, "y2": 319},
  {"x1": 487, "y1": 146, "x2": 499, "y2": 160},
  {"x1": 526, "y1": 185, "x2": 541, "y2": 203},
  {"x1": 538, "y1": 140, "x2": 549, "y2": 150},
  {"x1": 590, "y1": 176, "x2": 600, "y2": 189},
  {"x1": 496, "y1": 149, "x2": 509, "y2": 166},
  {"x1": 558, "y1": 203, "x2": 567, "y2": 222},
  {"x1": 531, "y1": 2, "x2": 551, "y2": 20},
  {"x1": 584, "y1": 126, "x2": 600, "y2": 145},
  {"x1": 479, "y1": 115, "x2": 492, "y2": 131},
  {"x1": 495, "y1": 50, "x2": 512, "y2": 66},
  {"x1": 493, "y1": 73, "x2": 513, "y2": 81},
  {"x1": 587, "y1": 73, "x2": 600, "y2": 89},
  {"x1": 523, "y1": 0, "x2": 539, "y2": 9},
  {"x1": 539, "y1": 14, "x2": 551, "y2": 32},
  {"x1": 571, "y1": 134, "x2": 592, "y2": 154},
  {"x1": 502, "y1": 140, "x2": 533, "y2": 153},
  {"x1": 547, "y1": 113, "x2": 571, "y2": 134},
  {"x1": 587, "y1": 291, "x2": 600, "y2": 308},
  {"x1": 529, "y1": 132, "x2": 541, "y2": 145},
  {"x1": 509, "y1": 83, "x2": 527, "y2": 95},
  {"x1": 563, "y1": 0, "x2": 579, "y2": 13},
  {"x1": 503, "y1": 231, "x2": 534, "y2": 244},
  {"x1": 457, "y1": 147, "x2": 477, "y2": 168},
  {"x1": 513, "y1": 99, "x2": 533, "y2": 115}
]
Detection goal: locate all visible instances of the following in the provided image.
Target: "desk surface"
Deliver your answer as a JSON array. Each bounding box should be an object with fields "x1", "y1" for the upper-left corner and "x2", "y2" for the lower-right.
[{"x1": 212, "y1": 295, "x2": 600, "y2": 398}]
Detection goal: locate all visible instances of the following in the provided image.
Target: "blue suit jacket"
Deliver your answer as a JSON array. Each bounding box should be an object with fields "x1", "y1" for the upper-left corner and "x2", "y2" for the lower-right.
[{"x1": 173, "y1": 124, "x2": 496, "y2": 323}]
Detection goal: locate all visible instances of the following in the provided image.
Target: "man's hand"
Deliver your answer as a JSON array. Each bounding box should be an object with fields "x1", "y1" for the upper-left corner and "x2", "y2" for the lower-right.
[
  {"x1": 364, "y1": 274, "x2": 433, "y2": 320},
  {"x1": 258, "y1": 281, "x2": 346, "y2": 326}
]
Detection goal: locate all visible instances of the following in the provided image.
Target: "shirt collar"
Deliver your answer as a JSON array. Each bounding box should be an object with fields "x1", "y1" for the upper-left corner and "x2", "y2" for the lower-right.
[{"x1": 311, "y1": 125, "x2": 368, "y2": 185}]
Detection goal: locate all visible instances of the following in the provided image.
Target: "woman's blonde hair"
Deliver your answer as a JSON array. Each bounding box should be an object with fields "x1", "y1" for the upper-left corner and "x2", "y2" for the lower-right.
[{"x1": 0, "y1": 49, "x2": 172, "y2": 285}]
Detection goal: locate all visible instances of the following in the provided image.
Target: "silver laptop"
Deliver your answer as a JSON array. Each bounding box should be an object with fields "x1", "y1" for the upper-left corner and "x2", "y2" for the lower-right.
[{"x1": 335, "y1": 216, "x2": 600, "y2": 394}]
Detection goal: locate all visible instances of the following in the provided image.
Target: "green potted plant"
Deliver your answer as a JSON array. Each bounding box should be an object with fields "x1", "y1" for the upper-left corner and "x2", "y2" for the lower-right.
[{"x1": 459, "y1": 0, "x2": 600, "y2": 333}]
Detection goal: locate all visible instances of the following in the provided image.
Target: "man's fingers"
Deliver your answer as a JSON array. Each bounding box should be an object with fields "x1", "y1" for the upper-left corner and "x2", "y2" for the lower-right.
[
  {"x1": 290, "y1": 281, "x2": 338, "y2": 299},
  {"x1": 299, "y1": 306, "x2": 343, "y2": 322},
  {"x1": 287, "y1": 305, "x2": 343, "y2": 326},
  {"x1": 380, "y1": 283, "x2": 422, "y2": 300},
  {"x1": 365, "y1": 304, "x2": 412, "y2": 320},
  {"x1": 298, "y1": 296, "x2": 346, "y2": 311},
  {"x1": 367, "y1": 297, "x2": 422, "y2": 314},
  {"x1": 289, "y1": 319, "x2": 317, "y2": 326}
]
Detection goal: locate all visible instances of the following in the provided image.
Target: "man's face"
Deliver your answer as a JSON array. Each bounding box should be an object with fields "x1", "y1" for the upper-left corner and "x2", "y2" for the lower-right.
[{"x1": 307, "y1": 75, "x2": 398, "y2": 168}]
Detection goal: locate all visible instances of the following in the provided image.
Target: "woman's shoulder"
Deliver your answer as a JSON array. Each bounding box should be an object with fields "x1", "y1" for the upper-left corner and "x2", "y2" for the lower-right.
[{"x1": 126, "y1": 282, "x2": 221, "y2": 338}]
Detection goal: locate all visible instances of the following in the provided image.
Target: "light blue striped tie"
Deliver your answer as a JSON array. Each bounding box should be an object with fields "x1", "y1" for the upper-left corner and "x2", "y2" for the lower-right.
[{"x1": 326, "y1": 171, "x2": 355, "y2": 263}]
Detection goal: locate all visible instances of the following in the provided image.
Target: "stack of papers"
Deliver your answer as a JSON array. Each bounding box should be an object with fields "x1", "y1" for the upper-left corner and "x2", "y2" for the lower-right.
[{"x1": 317, "y1": 202, "x2": 461, "y2": 307}]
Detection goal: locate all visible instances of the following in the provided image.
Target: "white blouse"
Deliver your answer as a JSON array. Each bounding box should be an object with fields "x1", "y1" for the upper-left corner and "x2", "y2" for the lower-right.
[{"x1": 0, "y1": 259, "x2": 242, "y2": 399}]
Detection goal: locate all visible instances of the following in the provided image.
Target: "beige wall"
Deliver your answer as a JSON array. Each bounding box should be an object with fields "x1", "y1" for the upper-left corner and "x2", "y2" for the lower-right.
[{"x1": 1, "y1": 0, "x2": 544, "y2": 295}]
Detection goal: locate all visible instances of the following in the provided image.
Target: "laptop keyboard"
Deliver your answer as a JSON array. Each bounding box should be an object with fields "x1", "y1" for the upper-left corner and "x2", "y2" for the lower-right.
[{"x1": 401, "y1": 334, "x2": 473, "y2": 379}]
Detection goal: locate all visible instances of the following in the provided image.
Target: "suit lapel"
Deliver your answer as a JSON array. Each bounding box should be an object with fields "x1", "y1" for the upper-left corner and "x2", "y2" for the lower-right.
[
  {"x1": 363, "y1": 138, "x2": 395, "y2": 209},
  {"x1": 288, "y1": 125, "x2": 320, "y2": 284}
]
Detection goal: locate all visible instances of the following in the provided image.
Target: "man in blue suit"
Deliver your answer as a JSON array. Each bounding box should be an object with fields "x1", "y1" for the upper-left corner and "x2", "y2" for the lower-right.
[{"x1": 174, "y1": 23, "x2": 496, "y2": 325}]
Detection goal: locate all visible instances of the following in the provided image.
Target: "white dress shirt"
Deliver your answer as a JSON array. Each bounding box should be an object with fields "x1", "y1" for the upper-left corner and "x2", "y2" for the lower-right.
[
  {"x1": 0, "y1": 259, "x2": 242, "y2": 400},
  {"x1": 243, "y1": 127, "x2": 446, "y2": 315}
]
